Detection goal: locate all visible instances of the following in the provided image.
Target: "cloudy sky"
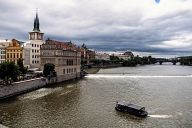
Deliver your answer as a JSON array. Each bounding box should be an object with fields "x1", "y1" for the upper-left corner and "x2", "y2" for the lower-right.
[{"x1": 0, "y1": 0, "x2": 192, "y2": 56}]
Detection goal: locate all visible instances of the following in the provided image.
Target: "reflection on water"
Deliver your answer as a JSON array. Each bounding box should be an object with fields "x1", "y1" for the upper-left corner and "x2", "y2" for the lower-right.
[{"x1": 0, "y1": 65, "x2": 192, "y2": 128}]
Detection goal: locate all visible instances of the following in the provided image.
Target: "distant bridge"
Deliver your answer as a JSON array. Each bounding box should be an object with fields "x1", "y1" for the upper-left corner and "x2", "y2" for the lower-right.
[{"x1": 155, "y1": 58, "x2": 179, "y2": 65}]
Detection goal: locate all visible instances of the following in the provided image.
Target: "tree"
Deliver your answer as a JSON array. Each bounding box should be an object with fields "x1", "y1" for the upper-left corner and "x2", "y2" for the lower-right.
[
  {"x1": 110, "y1": 54, "x2": 120, "y2": 64},
  {"x1": 90, "y1": 59, "x2": 102, "y2": 65},
  {"x1": 43, "y1": 63, "x2": 56, "y2": 77},
  {"x1": 17, "y1": 58, "x2": 27, "y2": 75},
  {"x1": 0, "y1": 61, "x2": 20, "y2": 85},
  {"x1": 122, "y1": 59, "x2": 137, "y2": 67}
]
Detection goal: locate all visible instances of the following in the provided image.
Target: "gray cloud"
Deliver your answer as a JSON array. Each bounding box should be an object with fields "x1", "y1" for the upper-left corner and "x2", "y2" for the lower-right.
[{"x1": 0, "y1": 0, "x2": 192, "y2": 56}]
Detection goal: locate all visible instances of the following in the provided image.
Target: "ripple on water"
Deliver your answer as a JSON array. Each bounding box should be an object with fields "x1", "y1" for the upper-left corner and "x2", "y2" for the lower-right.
[
  {"x1": 1, "y1": 65, "x2": 192, "y2": 128},
  {"x1": 18, "y1": 87, "x2": 63, "y2": 100}
]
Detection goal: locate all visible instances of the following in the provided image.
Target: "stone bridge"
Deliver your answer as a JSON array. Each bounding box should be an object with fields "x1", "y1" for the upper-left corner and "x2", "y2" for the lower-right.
[{"x1": 155, "y1": 58, "x2": 179, "y2": 65}]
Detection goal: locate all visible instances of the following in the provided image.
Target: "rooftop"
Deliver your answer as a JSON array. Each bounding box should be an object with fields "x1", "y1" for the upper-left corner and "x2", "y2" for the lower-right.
[
  {"x1": 43, "y1": 39, "x2": 80, "y2": 51},
  {"x1": 117, "y1": 101, "x2": 145, "y2": 110}
]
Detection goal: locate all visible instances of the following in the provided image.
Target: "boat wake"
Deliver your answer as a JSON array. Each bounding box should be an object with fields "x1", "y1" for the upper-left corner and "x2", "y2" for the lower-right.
[{"x1": 148, "y1": 114, "x2": 172, "y2": 118}]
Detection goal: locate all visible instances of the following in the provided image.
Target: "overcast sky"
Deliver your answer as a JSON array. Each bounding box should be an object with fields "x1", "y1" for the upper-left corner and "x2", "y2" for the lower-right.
[{"x1": 0, "y1": 0, "x2": 192, "y2": 56}]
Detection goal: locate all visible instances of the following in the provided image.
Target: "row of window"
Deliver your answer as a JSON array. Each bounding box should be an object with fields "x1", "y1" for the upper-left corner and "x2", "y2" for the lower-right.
[
  {"x1": 63, "y1": 68, "x2": 77, "y2": 74},
  {"x1": 0, "y1": 60, "x2": 5, "y2": 64},
  {"x1": 6, "y1": 50, "x2": 22, "y2": 52},
  {"x1": 32, "y1": 60, "x2": 39, "y2": 64},
  {"x1": 30, "y1": 34, "x2": 43, "y2": 40},
  {"x1": 7, "y1": 53, "x2": 22, "y2": 58},
  {"x1": 0, "y1": 56, "x2": 5, "y2": 59},
  {"x1": 67, "y1": 59, "x2": 74, "y2": 65},
  {"x1": 32, "y1": 49, "x2": 39, "y2": 53},
  {"x1": 32, "y1": 55, "x2": 39, "y2": 58},
  {"x1": 58, "y1": 59, "x2": 81, "y2": 66},
  {"x1": 59, "y1": 51, "x2": 78, "y2": 57},
  {"x1": 6, "y1": 60, "x2": 19, "y2": 64},
  {"x1": 41, "y1": 50, "x2": 80, "y2": 57},
  {"x1": 0, "y1": 50, "x2": 22, "y2": 55},
  {"x1": 0, "y1": 50, "x2": 5, "y2": 54},
  {"x1": 32, "y1": 44, "x2": 41, "y2": 48}
]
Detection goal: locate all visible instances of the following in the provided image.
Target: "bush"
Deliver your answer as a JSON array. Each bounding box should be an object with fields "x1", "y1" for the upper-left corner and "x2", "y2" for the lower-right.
[
  {"x1": 17, "y1": 58, "x2": 27, "y2": 74},
  {"x1": 43, "y1": 63, "x2": 56, "y2": 77},
  {"x1": 0, "y1": 61, "x2": 20, "y2": 84}
]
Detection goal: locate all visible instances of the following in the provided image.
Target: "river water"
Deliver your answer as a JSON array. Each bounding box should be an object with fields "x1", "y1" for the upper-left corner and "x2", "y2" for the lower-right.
[{"x1": 0, "y1": 64, "x2": 192, "y2": 128}]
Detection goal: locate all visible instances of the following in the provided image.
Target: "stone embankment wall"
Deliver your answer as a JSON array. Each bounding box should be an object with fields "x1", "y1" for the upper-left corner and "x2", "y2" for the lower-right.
[
  {"x1": 0, "y1": 73, "x2": 80, "y2": 100},
  {"x1": 0, "y1": 77, "x2": 47, "y2": 99},
  {"x1": 57, "y1": 73, "x2": 80, "y2": 83}
]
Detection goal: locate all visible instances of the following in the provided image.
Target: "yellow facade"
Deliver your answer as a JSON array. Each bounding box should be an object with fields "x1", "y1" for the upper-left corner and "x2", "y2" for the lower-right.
[{"x1": 5, "y1": 39, "x2": 23, "y2": 64}]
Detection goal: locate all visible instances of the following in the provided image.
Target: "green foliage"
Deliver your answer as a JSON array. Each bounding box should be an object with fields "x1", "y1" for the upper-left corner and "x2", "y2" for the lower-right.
[
  {"x1": 43, "y1": 63, "x2": 56, "y2": 77},
  {"x1": 17, "y1": 58, "x2": 27, "y2": 74},
  {"x1": 122, "y1": 60, "x2": 137, "y2": 67},
  {"x1": 90, "y1": 55, "x2": 157, "y2": 67},
  {"x1": 0, "y1": 61, "x2": 20, "y2": 84},
  {"x1": 90, "y1": 59, "x2": 102, "y2": 65},
  {"x1": 81, "y1": 60, "x2": 87, "y2": 65},
  {"x1": 122, "y1": 56, "x2": 156, "y2": 66},
  {"x1": 180, "y1": 57, "x2": 192, "y2": 65},
  {"x1": 110, "y1": 54, "x2": 120, "y2": 61}
]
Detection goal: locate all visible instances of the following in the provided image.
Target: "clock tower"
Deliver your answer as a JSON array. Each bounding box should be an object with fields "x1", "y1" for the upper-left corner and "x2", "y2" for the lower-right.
[
  {"x1": 29, "y1": 12, "x2": 44, "y2": 40},
  {"x1": 24, "y1": 11, "x2": 44, "y2": 68}
]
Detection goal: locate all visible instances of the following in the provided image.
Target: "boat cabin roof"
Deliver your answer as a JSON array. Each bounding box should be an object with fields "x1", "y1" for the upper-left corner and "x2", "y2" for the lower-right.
[{"x1": 117, "y1": 101, "x2": 145, "y2": 110}]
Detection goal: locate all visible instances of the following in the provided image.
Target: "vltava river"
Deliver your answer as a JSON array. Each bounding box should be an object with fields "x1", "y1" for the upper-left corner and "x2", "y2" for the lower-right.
[{"x1": 0, "y1": 64, "x2": 192, "y2": 128}]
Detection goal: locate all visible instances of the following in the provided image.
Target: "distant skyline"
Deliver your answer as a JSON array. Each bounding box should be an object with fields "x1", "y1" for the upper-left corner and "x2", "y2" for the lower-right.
[{"x1": 0, "y1": 0, "x2": 192, "y2": 57}]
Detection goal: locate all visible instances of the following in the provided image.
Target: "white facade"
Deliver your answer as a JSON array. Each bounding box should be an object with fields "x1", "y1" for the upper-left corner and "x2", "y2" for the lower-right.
[
  {"x1": 23, "y1": 38, "x2": 44, "y2": 68},
  {"x1": 0, "y1": 40, "x2": 10, "y2": 63},
  {"x1": 115, "y1": 54, "x2": 132, "y2": 60},
  {"x1": 23, "y1": 12, "x2": 44, "y2": 68},
  {"x1": 114, "y1": 51, "x2": 134, "y2": 60},
  {"x1": 95, "y1": 52, "x2": 110, "y2": 60}
]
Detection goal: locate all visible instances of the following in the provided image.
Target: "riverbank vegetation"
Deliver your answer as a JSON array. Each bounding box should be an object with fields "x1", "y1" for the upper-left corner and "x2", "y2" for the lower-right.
[
  {"x1": 0, "y1": 62, "x2": 57, "y2": 85},
  {"x1": 122, "y1": 56, "x2": 156, "y2": 66},
  {"x1": 90, "y1": 55, "x2": 156, "y2": 67},
  {"x1": 180, "y1": 56, "x2": 192, "y2": 66},
  {"x1": 0, "y1": 61, "x2": 20, "y2": 85},
  {"x1": 0, "y1": 59, "x2": 27, "y2": 85},
  {"x1": 43, "y1": 63, "x2": 56, "y2": 78}
]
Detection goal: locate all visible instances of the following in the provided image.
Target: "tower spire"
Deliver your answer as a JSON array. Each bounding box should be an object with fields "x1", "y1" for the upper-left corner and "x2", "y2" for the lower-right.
[{"x1": 33, "y1": 9, "x2": 40, "y2": 31}]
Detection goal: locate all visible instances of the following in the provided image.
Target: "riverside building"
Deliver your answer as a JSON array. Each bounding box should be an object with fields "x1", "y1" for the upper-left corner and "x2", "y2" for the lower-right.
[
  {"x1": 95, "y1": 52, "x2": 110, "y2": 61},
  {"x1": 0, "y1": 40, "x2": 10, "y2": 63},
  {"x1": 40, "y1": 39, "x2": 81, "y2": 82},
  {"x1": 23, "y1": 12, "x2": 44, "y2": 68},
  {"x1": 114, "y1": 51, "x2": 134, "y2": 60},
  {"x1": 81, "y1": 44, "x2": 95, "y2": 64},
  {"x1": 5, "y1": 39, "x2": 23, "y2": 64}
]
